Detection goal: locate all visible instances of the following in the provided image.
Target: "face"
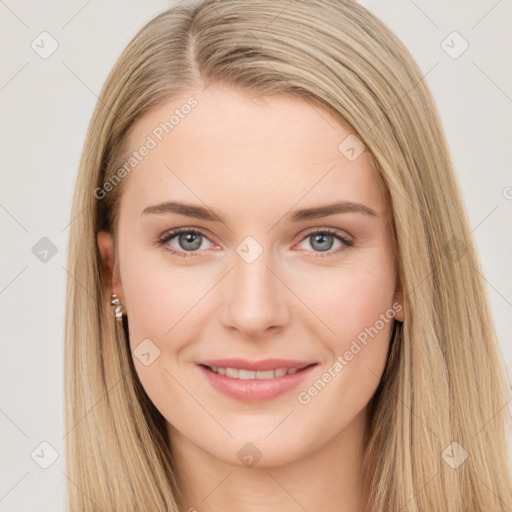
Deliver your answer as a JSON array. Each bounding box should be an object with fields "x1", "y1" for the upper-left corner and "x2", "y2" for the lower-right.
[{"x1": 97, "y1": 83, "x2": 404, "y2": 469}]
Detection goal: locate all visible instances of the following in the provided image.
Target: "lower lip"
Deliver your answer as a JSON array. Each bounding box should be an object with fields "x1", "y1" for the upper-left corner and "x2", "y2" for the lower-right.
[{"x1": 197, "y1": 364, "x2": 317, "y2": 403}]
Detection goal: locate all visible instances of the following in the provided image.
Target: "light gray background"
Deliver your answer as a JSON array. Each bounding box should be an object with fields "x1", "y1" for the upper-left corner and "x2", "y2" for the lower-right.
[{"x1": 1, "y1": 1, "x2": 511, "y2": 510}]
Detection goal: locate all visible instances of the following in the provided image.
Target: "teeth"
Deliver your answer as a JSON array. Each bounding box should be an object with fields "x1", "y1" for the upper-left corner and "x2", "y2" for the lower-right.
[
  {"x1": 208, "y1": 366, "x2": 303, "y2": 379},
  {"x1": 256, "y1": 370, "x2": 274, "y2": 379},
  {"x1": 238, "y1": 369, "x2": 256, "y2": 380},
  {"x1": 225, "y1": 367, "x2": 238, "y2": 378}
]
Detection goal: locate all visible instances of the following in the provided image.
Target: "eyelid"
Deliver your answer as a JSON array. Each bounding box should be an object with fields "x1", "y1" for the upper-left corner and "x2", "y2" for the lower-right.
[
  {"x1": 158, "y1": 226, "x2": 214, "y2": 244},
  {"x1": 297, "y1": 225, "x2": 352, "y2": 243}
]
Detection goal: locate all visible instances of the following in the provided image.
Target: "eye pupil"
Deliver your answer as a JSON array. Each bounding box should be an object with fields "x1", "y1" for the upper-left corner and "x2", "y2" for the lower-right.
[
  {"x1": 179, "y1": 232, "x2": 202, "y2": 251},
  {"x1": 310, "y1": 233, "x2": 333, "y2": 252}
]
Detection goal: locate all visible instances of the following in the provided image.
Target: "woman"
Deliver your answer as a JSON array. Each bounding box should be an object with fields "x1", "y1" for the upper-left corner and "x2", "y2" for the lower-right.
[{"x1": 64, "y1": 0, "x2": 512, "y2": 510}]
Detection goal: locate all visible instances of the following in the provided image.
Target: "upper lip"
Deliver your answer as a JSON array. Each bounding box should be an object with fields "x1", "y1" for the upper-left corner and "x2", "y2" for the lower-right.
[{"x1": 198, "y1": 359, "x2": 317, "y2": 372}]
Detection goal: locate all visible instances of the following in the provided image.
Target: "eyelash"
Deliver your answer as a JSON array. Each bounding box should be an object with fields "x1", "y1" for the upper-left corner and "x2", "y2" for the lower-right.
[{"x1": 156, "y1": 227, "x2": 354, "y2": 259}]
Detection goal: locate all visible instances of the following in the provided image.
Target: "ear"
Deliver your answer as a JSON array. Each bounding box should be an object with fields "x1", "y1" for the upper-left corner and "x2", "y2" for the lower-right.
[
  {"x1": 392, "y1": 279, "x2": 404, "y2": 323},
  {"x1": 97, "y1": 230, "x2": 124, "y2": 305}
]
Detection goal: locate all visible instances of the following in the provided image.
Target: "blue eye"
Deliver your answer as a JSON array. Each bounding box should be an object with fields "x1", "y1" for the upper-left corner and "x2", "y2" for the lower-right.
[
  {"x1": 157, "y1": 227, "x2": 353, "y2": 259},
  {"x1": 296, "y1": 228, "x2": 354, "y2": 258},
  {"x1": 158, "y1": 228, "x2": 212, "y2": 258}
]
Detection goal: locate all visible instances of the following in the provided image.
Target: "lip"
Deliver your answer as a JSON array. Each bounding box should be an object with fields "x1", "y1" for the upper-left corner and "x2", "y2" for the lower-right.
[{"x1": 197, "y1": 360, "x2": 318, "y2": 403}]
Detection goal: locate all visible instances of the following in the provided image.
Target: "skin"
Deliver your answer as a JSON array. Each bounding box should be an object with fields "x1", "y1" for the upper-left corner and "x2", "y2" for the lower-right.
[{"x1": 98, "y1": 83, "x2": 404, "y2": 512}]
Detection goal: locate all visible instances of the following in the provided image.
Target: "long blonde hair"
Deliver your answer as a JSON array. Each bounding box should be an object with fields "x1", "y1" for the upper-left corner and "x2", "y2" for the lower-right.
[{"x1": 64, "y1": 0, "x2": 512, "y2": 510}]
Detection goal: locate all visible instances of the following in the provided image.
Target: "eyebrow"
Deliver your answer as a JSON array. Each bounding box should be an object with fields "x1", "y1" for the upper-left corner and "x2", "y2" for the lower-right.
[{"x1": 141, "y1": 200, "x2": 378, "y2": 222}]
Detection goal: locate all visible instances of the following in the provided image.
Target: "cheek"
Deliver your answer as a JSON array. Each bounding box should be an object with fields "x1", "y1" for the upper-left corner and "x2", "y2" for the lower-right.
[
  {"x1": 294, "y1": 270, "x2": 396, "y2": 428},
  {"x1": 122, "y1": 263, "x2": 206, "y2": 347},
  {"x1": 293, "y1": 255, "x2": 396, "y2": 347},
  {"x1": 291, "y1": 253, "x2": 396, "y2": 399},
  {"x1": 119, "y1": 255, "x2": 210, "y2": 420}
]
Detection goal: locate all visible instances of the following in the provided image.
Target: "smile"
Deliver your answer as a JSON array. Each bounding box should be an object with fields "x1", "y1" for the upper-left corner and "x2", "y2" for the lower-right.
[{"x1": 197, "y1": 361, "x2": 318, "y2": 402}]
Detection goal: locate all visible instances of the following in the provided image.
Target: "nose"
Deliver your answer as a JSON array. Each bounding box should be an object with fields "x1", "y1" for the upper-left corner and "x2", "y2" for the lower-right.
[{"x1": 219, "y1": 251, "x2": 290, "y2": 338}]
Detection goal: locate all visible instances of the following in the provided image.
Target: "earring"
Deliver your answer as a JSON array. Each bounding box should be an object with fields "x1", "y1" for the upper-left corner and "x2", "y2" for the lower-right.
[{"x1": 110, "y1": 293, "x2": 123, "y2": 322}]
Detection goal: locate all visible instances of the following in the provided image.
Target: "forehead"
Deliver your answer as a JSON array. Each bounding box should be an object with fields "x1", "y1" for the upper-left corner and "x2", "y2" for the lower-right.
[{"x1": 119, "y1": 84, "x2": 387, "y2": 220}]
